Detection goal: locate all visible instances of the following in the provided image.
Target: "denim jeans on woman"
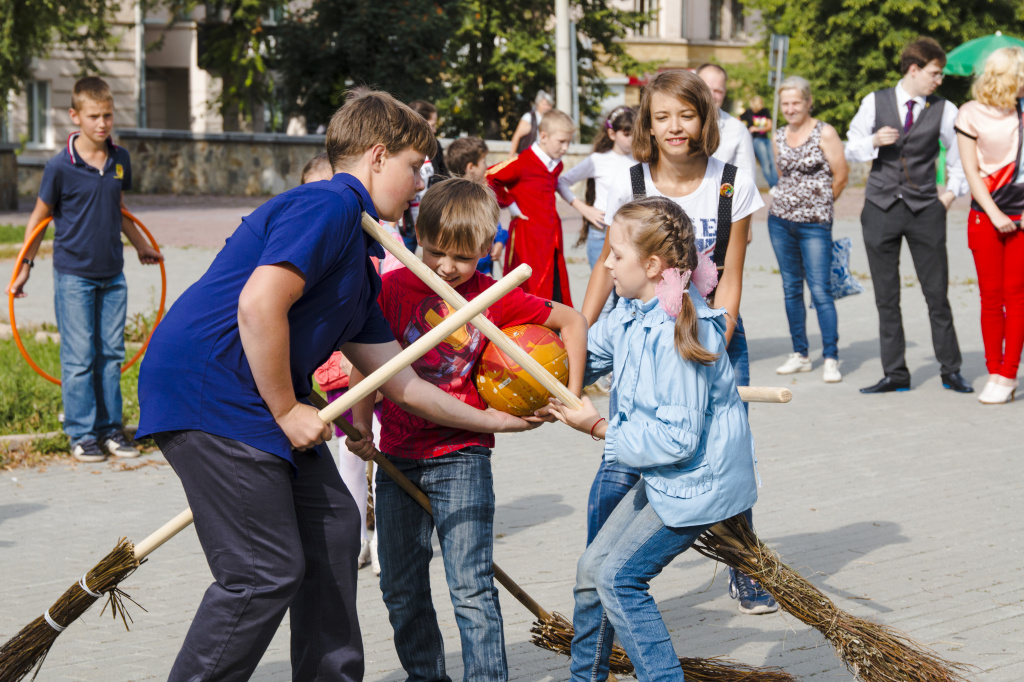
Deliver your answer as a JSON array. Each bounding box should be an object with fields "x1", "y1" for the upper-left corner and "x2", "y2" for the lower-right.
[
  {"x1": 766, "y1": 215, "x2": 838, "y2": 360},
  {"x1": 752, "y1": 137, "x2": 779, "y2": 188},
  {"x1": 54, "y1": 270, "x2": 128, "y2": 446},
  {"x1": 375, "y1": 447, "x2": 507, "y2": 681},
  {"x1": 585, "y1": 315, "x2": 750, "y2": 543},
  {"x1": 572, "y1": 479, "x2": 711, "y2": 681}
]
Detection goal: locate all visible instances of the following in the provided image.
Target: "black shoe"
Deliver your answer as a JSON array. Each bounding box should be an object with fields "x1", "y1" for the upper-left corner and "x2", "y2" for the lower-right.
[
  {"x1": 859, "y1": 376, "x2": 911, "y2": 394},
  {"x1": 941, "y1": 372, "x2": 974, "y2": 393}
]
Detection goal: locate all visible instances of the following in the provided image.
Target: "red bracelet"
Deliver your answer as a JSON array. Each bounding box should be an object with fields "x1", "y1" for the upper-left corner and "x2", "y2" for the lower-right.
[{"x1": 590, "y1": 417, "x2": 606, "y2": 441}]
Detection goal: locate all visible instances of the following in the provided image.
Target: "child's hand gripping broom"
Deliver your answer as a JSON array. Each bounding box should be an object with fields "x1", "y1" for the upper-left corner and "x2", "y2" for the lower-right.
[
  {"x1": 0, "y1": 266, "x2": 531, "y2": 682},
  {"x1": 360, "y1": 214, "x2": 969, "y2": 682}
]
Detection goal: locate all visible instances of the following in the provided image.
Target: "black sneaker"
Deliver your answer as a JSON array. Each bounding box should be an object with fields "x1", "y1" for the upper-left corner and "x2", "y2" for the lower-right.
[
  {"x1": 71, "y1": 439, "x2": 107, "y2": 463},
  {"x1": 728, "y1": 567, "x2": 779, "y2": 615},
  {"x1": 103, "y1": 431, "x2": 140, "y2": 459}
]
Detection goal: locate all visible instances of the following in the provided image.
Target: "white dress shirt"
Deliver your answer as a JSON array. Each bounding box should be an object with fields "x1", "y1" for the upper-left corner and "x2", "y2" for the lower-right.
[
  {"x1": 713, "y1": 110, "x2": 758, "y2": 183},
  {"x1": 530, "y1": 142, "x2": 560, "y2": 172},
  {"x1": 845, "y1": 80, "x2": 968, "y2": 196}
]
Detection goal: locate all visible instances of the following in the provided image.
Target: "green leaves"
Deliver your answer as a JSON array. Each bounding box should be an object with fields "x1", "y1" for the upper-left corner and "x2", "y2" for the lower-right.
[{"x1": 739, "y1": 0, "x2": 1024, "y2": 133}]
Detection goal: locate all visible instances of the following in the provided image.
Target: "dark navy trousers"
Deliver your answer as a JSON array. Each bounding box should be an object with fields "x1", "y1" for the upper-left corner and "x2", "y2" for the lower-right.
[{"x1": 155, "y1": 429, "x2": 363, "y2": 681}]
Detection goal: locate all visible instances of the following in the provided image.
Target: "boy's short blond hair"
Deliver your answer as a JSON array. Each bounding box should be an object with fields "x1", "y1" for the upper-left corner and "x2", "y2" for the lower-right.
[
  {"x1": 301, "y1": 152, "x2": 332, "y2": 184},
  {"x1": 416, "y1": 178, "x2": 499, "y2": 254},
  {"x1": 539, "y1": 109, "x2": 575, "y2": 135},
  {"x1": 325, "y1": 89, "x2": 437, "y2": 172},
  {"x1": 71, "y1": 77, "x2": 113, "y2": 111}
]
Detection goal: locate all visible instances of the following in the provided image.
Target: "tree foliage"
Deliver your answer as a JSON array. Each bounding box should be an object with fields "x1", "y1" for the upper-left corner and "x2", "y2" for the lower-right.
[
  {"x1": 738, "y1": 0, "x2": 1024, "y2": 132},
  {"x1": 275, "y1": 0, "x2": 458, "y2": 131},
  {"x1": 438, "y1": 0, "x2": 654, "y2": 140},
  {"x1": 0, "y1": 0, "x2": 122, "y2": 100}
]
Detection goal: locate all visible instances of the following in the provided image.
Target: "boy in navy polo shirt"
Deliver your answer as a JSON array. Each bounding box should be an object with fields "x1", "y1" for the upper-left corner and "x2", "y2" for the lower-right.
[
  {"x1": 8, "y1": 77, "x2": 162, "y2": 463},
  {"x1": 134, "y1": 90, "x2": 534, "y2": 681}
]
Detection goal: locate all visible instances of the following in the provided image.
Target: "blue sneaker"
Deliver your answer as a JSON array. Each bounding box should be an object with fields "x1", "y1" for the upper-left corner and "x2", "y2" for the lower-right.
[{"x1": 728, "y1": 567, "x2": 778, "y2": 615}]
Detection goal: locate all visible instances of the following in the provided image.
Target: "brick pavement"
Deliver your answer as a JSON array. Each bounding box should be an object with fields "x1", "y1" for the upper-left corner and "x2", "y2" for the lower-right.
[{"x1": 1, "y1": 195, "x2": 1022, "y2": 680}]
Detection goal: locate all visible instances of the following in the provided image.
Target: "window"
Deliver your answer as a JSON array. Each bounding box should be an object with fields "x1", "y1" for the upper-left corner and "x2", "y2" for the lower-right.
[
  {"x1": 709, "y1": 0, "x2": 722, "y2": 40},
  {"x1": 27, "y1": 81, "x2": 51, "y2": 147},
  {"x1": 634, "y1": 0, "x2": 658, "y2": 37},
  {"x1": 730, "y1": 0, "x2": 745, "y2": 38},
  {"x1": 680, "y1": 0, "x2": 688, "y2": 38}
]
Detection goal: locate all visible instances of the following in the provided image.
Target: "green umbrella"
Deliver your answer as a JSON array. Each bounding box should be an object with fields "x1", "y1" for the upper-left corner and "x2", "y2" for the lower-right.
[{"x1": 944, "y1": 31, "x2": 1024, "y2": 76}]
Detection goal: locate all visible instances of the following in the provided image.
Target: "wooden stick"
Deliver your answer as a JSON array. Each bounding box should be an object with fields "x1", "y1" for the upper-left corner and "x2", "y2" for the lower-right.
[
  {"x1": 362, "y1": 213, "x2": 585, "y2": 411},
  {"x1": 318, "y1": 263, "x2": 531, "y2": 424},
  {"x1": 363, "y1": 213, "x2": 791, "y2": 408},
  {"x1": 738, "y1": 386, "x2": 791, "y2": 403},
  {"x1": 133, "y1": 508, "x2": 195, "y2": 561}
]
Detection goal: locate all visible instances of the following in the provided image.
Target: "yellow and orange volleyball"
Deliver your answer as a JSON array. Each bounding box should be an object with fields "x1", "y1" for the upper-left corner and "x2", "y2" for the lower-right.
[{"x1": 474, "y1": 324, "x2": 569, "y2": 416}]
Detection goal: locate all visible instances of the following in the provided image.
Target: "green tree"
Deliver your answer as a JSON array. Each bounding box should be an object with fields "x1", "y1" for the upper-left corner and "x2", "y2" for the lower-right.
[
  {"x1": 0, "y1": 0, "x2": 122, "y2": 101},
  {"x1": 274, "y1": 0, "x2": 459, "y2": 132},
  {"x1": 440, "y1": 0, "x2": 655, "y2": 140},
  {"x1": 739, "y1": 0, "x2": 1024, "y2": 132},
  {"x1": 162, "y1": 0, "x2": 288, "y2": 131}
]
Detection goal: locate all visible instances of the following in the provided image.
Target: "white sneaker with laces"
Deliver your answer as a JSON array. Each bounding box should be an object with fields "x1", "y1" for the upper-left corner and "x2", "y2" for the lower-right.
[
  {"x1": 776, "y1": 353, "x2": 812, "y2": 375},
  {"x1": 823, "y1": 358, "x2": 842, "y2": 383}
]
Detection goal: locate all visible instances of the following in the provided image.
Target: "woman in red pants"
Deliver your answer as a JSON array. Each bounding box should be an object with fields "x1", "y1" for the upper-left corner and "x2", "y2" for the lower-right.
[{"x1": 956, "y1": 46, "x2": 1024, "y2": 404}]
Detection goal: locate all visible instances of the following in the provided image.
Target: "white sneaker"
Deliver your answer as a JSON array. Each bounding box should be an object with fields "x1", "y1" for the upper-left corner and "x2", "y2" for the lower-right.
[
  {"x1": 776, "y1": 353, "x2": 812, "y2": 375},
  {"x1": 369, "y1": 531, "x2": 381, "y2": 576},
  {"x1": 357, "y1": 539, "x2": 371, "y2": 569},
  {"x1": 823, "y1": 358, "x2": 842, "y2": 383}
]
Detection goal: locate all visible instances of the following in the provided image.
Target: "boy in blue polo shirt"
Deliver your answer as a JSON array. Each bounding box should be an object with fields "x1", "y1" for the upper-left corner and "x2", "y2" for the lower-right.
[
  {"x1": 134, "y1": 90, "x2": 534, "y2": 681},
  {"x1": 8, "y1": 77, "x2": 162, "y2": 463}
]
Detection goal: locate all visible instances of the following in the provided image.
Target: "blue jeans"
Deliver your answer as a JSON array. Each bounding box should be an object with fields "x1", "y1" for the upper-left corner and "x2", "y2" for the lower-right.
[
  {"x1": 767, "y1": 215, "x2": 839, "y2": 360},
  {"x1": 752, "y1": 137, "x2": 778, "y2": 188},
  {"x1": 54, "y1": 270, "x2": 127, "y2": 445},
  {"x1": 585, "y1": 316, "x2": 751, "y2": 543},
  {"x1": 586, "y1": 225, "x2": 606, "y2": 270},
  {"x1": 375, "y1": 447, "x2": 507, "y2": 681},
  {"x1": 572, "y1": 480, "x2": 711, "y2": 681}
]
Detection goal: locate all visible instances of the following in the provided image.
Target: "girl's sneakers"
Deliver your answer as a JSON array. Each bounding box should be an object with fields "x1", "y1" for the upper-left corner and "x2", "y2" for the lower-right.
[
  {"x1": 728, "y1": 568, "x2": 779, "y2": 615},
  {"x1": 775, "y1": 353, "x2": 811, "y2": 375},
  {"x1": 823, "y1": 358, "x2": 842, "y2": 383}
]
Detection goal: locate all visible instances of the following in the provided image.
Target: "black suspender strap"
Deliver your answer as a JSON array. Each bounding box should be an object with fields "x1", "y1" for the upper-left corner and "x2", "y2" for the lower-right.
[
  {"x1": 713, "y1": 163, "x2": 737, "y2": 269},
  {"x1": 629, "y1": 163, "x2": 646, "y2": 198}
]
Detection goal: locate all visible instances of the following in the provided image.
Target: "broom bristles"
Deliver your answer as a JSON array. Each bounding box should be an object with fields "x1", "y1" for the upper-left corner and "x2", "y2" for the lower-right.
[
  {"x1": 694, "y1": 516, "x2": 972, "y2": 682},
  {"x1": 0, "y1": 539, "x2": 141, "y2": 682},
  {"x1": 530, "y1": 611, "x2": 795, "y2": 681}
]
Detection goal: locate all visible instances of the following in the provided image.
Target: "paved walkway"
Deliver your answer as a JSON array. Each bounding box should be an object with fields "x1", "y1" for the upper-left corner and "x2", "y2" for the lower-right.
[{"x1": 1, "y1": 192, "x2": 1022, "y2": 681}]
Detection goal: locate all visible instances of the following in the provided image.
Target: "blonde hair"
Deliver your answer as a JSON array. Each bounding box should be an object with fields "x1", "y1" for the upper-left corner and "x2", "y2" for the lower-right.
[
  {"x1": 300, "y1": 152, "x2": 332, "y2": 184},
  {"x1": 633, "y1": 70, "x2": 719, "y2": 164},
  {"x1": 778, "y1": 75, "x2": 812, "y2": 102},
  {"x1": 538, "y1": 109, "x2": 575, "y2": 135},
  {"x1": 614, "y1": 197, "x2": 718, "y2": 365},
  {"x1": 325, "y1": 89, "x2": 437, "y2": 172},
  {"x1": 71, "y1": 77, "x2": 113, "y2": 111},
  {"x1": 973, "y1": 47, "x2": 1024, "y2": 110},
  {"x1": 416, "y1": 177, "x2": 499, "y2": 254}
]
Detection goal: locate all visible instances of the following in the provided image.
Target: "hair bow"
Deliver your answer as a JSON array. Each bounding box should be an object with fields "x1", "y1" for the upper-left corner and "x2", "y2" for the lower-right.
[{"x1": 655, "y1": 252, "x2": 720, "y2": 318}]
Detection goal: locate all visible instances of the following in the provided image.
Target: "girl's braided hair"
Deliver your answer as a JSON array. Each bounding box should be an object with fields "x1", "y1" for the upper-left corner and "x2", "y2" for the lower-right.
[{"x1": 614, "y1": 196, "x2": 719, "y2": 365}]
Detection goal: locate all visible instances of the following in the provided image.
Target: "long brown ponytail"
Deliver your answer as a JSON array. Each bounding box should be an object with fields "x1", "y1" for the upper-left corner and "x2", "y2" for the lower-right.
[{"x1": 614, "y1": 197, "x2": 719, "y2": 365}]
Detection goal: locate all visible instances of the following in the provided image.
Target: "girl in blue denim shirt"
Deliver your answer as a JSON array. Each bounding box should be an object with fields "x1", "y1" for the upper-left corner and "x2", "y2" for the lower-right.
[{"x1": 545, "y1": 197, "x2": 758, "y2": 681}]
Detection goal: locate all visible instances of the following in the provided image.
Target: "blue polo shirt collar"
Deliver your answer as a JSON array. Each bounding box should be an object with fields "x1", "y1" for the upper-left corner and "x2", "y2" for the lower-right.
[
  {"x1": 328, "y1": 172, "x2": 385, "y2": 260},
  {"x1": 65, "y1": 132, "x2": 119, "y2": 174}
]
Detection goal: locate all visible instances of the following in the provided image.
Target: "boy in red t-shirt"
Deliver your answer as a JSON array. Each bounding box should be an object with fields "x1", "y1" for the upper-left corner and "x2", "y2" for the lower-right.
[
  {"x1": 487, "y1": 109, "x2": 576, "y2": 305},
  {"x1": 348, "y1": 177, "x2": 586, "y2": 680}
]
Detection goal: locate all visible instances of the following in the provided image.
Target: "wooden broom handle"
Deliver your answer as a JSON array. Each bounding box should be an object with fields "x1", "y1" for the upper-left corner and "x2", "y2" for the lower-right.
[
  {"x1": 317, "y1": 263, "x2": 531, "y2": 424},
  {"x1": 363, "y1": 213, "x2": 585, "y2": 411},
  {"x1": 363, "y1": 213, "x2": 791, "y2": 408},
  {"x1": 308, "y1": 391, "x2": 553, "y2": 621}
]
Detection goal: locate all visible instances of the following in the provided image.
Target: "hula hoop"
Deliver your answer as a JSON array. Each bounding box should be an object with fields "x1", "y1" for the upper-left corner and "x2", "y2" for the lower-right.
[{"x1": 6, "y1": 209, "x2": 167, "y2": 386}]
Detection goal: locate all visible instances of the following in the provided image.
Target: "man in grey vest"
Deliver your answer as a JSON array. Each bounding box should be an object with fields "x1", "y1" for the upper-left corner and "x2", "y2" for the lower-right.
[{"x1": 846, "y1": 36, "x2": 972, "y2": 394}]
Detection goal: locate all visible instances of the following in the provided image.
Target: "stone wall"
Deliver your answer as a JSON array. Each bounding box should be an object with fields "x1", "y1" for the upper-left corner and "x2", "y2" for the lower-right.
[{"x1": 14, "y1": 128, "x2": 875, "y2": 197}]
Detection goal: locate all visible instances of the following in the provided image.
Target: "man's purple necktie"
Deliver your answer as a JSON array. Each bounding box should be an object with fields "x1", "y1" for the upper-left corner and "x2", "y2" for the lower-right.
[{"x1": 904, "y1": 101, "x2": 914, "y2": 133}]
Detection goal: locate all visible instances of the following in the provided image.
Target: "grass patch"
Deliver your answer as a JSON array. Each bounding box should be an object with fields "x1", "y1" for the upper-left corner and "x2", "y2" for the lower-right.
[
  {"x1": 0, "y1": 335, "x2": 141, "y2": 437},
  {"x1": 0, "y1": 223, "x2": 29, "y2": 244}
]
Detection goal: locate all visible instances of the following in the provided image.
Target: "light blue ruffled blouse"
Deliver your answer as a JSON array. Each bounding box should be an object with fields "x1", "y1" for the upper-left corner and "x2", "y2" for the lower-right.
[{"x1": 584, "y1": 284, "x2": 758, "y2": 528}]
